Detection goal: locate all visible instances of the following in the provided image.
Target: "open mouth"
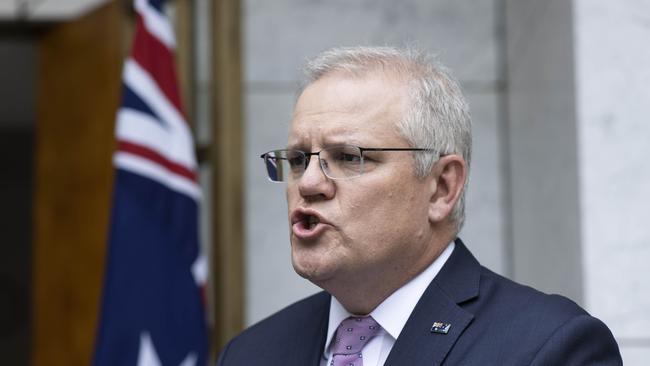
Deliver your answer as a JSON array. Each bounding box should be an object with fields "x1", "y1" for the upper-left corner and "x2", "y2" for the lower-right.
[
  {"x1": 295, "y1": 212, "x2": 320, "y2": 230},
  {"x1": 291, "y1": 210, "x2": 329, "y2": 239}
]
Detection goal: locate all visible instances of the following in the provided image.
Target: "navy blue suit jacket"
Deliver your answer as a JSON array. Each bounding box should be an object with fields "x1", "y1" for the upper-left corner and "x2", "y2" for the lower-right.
[{"x1": 217, "y1": 239, "x2": 622, "y2": 365}]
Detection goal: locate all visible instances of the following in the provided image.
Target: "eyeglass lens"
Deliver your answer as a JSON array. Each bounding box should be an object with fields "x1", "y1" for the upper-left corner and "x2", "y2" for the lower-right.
[{"x1": 263, "y1": 145, "x2": 365, "y2": 182}]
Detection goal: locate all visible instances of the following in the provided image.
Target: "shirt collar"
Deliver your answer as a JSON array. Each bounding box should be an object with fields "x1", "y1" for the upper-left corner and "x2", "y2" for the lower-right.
[{"x1": 322, "y1": 241, "x2": 455, "y2": 357}]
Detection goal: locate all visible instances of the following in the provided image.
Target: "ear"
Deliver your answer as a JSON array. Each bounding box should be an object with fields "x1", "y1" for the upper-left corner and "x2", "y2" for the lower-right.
[{"x1": 427, "y1": 155, "x2": 467, "y2": 224}]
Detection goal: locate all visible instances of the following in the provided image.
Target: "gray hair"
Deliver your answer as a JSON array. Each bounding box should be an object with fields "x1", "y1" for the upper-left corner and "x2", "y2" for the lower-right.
[{"x1": 300, "y1": 46, "x2": 472, "y2": 232}]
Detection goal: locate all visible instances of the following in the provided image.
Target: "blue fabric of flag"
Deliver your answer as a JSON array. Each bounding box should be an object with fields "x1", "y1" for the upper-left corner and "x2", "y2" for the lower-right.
[{"x1": 93, "y1": 171, "x2": 207, "y2": 366}]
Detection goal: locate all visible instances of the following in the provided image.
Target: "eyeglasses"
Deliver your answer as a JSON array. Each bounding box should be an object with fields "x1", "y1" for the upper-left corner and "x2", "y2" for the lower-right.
[{"x1": 260, "y1": 145, "x2": 435, "y2": 182}]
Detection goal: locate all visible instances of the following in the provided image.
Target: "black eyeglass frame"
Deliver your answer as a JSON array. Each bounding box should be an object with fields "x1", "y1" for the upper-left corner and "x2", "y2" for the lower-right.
[{"x1": 259, "y1": 145, "x2": 438, "y2": 182}]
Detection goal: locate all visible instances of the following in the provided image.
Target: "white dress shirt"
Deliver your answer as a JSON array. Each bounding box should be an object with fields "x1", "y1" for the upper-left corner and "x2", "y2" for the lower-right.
[{"x1": 320, "y1": 242, "x2": 455, "y2": 366}]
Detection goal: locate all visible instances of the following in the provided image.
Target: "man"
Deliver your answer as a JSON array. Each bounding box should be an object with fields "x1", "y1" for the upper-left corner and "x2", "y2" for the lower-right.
[{"x1": 217, "y1": 46, "x2": 622, "y2": 365}]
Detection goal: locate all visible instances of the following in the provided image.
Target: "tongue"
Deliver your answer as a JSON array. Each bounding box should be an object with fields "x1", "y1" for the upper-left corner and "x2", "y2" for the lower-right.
[{"x1": 297, "y1": 219, "x2": 312, "y2": 231}]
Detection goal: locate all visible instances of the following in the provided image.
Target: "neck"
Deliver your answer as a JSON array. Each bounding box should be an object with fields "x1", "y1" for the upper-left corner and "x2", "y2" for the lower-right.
[
  {"x1": 326, "y1": 282, "x2": 394, "y2": 315},
  {"x1": 320, "y1": 236, "x2": 452, "y2": 315}
]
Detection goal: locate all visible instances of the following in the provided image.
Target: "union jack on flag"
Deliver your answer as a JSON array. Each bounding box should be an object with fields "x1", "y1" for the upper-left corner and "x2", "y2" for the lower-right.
[{"x1": 93, "y1": 0, "x2": 208, "y2": 365}]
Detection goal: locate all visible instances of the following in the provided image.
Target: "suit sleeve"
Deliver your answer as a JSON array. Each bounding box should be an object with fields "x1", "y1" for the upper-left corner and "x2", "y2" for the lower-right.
[{"x1": 529, "y1": 314, "x2": 622, "y2": 366}]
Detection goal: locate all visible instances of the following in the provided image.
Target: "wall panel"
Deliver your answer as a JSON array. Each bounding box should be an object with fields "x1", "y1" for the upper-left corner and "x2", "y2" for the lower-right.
[{"x1": 33, "y1": 2, "x2": 122, "y2": 365}]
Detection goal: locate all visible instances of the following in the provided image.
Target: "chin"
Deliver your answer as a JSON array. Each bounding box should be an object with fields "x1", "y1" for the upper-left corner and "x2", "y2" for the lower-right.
[
  {"x1": 290, "y1": 233, "x2": 344, "y2": 284},
  {"x1": 291, "y1": 255, "x2": 335, "y2": 285}
]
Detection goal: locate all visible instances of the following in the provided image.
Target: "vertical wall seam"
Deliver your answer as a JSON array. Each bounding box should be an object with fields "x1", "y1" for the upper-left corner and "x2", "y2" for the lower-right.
[{"x1": 496, "y1": 0, "x2": 515, "y2": 278}]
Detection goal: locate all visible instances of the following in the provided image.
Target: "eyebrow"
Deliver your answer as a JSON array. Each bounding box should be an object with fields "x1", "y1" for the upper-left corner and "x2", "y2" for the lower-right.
[
  {"x1": 286, "y1": 140, "x2": 368, "y2": 151},
  {"x1": 286, "y1": 133, "x2": 373, "y2": 149},
  {"x1": 323, "y1": 137, "x2": 365, "y2": 146}
]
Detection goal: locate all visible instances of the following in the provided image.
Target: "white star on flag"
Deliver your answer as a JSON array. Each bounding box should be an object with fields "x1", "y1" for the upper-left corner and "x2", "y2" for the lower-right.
[{"x1": 137, "y1": 332, "x2": 197, "y2": 366}]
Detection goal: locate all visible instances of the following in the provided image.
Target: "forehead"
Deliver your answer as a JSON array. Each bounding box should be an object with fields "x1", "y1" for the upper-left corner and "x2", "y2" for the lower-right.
[{"x1": 288, "y1": 73, "x2": 409, "y2": 147}]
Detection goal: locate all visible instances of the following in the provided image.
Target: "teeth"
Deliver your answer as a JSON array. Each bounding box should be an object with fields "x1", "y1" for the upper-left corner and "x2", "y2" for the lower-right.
[{"x1": 307, "y1": 215, "x2": 319, "y2": 229}]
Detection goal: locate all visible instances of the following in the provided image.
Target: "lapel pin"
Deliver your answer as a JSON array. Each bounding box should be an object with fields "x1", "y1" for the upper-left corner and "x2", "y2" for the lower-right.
[{"x1": 431, "y1": 322, "x2": 451, "y2": 334}]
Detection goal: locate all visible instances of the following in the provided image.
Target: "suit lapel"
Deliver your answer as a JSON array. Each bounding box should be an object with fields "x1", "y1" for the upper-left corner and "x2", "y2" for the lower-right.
[
  {"x1": 297, "y1": 292, "x2": 330, "y2": 366},
  {"x1": 384, "y1": 239, "x2": 480, "y2": 366}
]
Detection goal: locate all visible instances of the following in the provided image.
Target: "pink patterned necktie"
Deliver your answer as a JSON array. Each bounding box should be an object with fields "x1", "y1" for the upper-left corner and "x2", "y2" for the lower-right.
[{"x1": 330, "y1": 316, "x2": 382, "y2": 366}]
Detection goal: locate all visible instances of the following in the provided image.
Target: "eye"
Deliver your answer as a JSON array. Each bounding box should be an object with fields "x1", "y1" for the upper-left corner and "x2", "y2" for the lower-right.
[
  {"x1": 330, "y1": 146, "x2": 362, "y2": 164},
  {"x1": 340, "y1": 153, "x2": 361, "y2": 163},
  {"x1": 332, "y1": 152, "x2": 362, "y2": 165},
  {"x1": 285, "y1": 151, "x2": 306, "y2": 170},
  {"x1": 287, "y1": 157, "x2": 303, "y2": 167}
]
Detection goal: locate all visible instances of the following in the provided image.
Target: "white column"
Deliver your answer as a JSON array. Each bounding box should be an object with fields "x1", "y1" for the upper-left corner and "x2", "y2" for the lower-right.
[
  {"x1": 505, "y1": 0, "x2": 583, "y2": 302},
  {"x1": 506, "y1": 1, "x2": 650, "y2": 364},
  {"x1": 574, "y1": 0, "x2": 650, "y2": 363}
]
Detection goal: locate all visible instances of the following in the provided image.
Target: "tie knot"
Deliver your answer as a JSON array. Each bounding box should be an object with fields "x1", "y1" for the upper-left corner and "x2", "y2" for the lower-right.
[{"x1": 331, "y1": 316, "x2": 381, "y2": 356}]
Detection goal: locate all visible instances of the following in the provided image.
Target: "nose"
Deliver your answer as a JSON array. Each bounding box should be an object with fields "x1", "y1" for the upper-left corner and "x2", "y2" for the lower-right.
[{"x1": 297, "y1": 155, "x2": 335, "y2": 200}]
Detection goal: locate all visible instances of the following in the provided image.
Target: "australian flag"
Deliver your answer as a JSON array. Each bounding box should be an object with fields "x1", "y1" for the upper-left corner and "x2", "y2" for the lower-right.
[{"x1": 93, "y1": 0, "x2": 208, "y2": 365}]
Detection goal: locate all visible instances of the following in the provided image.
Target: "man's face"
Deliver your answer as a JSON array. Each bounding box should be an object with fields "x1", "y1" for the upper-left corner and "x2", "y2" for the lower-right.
[{"x1": 286, "y1": 72, "x2": 439, "y2": 292}]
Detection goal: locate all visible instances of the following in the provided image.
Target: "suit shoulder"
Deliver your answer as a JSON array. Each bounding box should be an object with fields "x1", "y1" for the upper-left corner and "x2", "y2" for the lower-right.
[
  {"x1": 449, "y1": 239, "x2": 588, "y2": 321},
  {"x1": 238, "y1": 291, "x2": 329, "y2": 337},
  {"x1": 441, "y1": 241, "x2": 621, "y2": 364},
  {"x1": 217, "y1": 291, "x2": 329, "y2": 365},
  {"x1": 449, "y1": 266, "x2": 622, "y2": 364},
  {"x1": 478, "y1": 266, "x2": 587, "y2": 318}
]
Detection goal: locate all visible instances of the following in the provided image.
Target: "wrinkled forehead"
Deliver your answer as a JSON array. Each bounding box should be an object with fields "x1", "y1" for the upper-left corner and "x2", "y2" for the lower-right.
[
  {"x1": 289, "y1": 72, "x2": 409, "y2": 143},
  {"x1": 287, "y1": 122, "x2": 370, "y2": 149},
  {"x1": 287, "y1": 73, "x2": 409, "y2": 148}
]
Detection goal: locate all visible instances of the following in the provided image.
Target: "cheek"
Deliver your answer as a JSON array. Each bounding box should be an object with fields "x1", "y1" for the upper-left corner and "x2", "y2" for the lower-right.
[
  {"x1": 339, "y1": 185, "x2": 424, "y2": 240},
  {"x1": 348, "y1": 182, "x2": 429, "y2": 242},
  {"x1": 286, "y1": 184, "x2": 300, "y2": 207}
]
